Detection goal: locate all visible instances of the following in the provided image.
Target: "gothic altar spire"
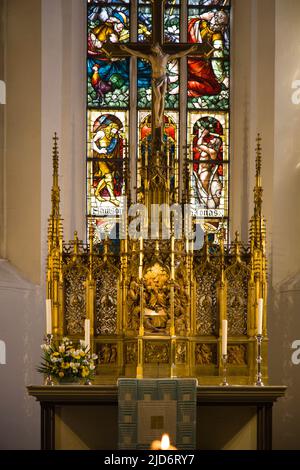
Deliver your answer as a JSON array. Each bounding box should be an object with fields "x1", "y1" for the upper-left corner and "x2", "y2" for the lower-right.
[
  {"x1": 48, "y1": 133, "x2": 63, "y2": 252},
  {"x1": 250, "y1": 133, "x2": 266, "y2": 252}
]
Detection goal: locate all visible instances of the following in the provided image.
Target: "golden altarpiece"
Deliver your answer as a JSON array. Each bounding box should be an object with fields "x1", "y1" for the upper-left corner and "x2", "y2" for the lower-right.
[{"x1": 46, "y1": 130, "x2": 268, "y2": 385}]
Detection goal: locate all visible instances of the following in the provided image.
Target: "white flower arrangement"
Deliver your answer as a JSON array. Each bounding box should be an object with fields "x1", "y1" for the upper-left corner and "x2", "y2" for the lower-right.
[{"x1": 38, "y1": 337, "x2": 98, "y2": 382}]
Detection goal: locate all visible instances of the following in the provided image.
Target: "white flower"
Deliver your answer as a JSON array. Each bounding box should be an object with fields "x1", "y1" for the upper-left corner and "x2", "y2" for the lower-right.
[
  {"x1": 89, "y1": 364, "x2": 95, "y2": 370},
  {"x1": 59, "y1": 345, "x2": 65, "y2": 353},
  {"x1": 92, "y1": 354, "x2": 98, "y2": 360},
  {"x1": 41, "y1": 344, "x2": 50, "y2": 351},
  {"x1": 146, "y1": 89, "x2": 151, "y2": 101},
  {"x1": 167, "y1": 25, "x2": 178, "y2": 35}
]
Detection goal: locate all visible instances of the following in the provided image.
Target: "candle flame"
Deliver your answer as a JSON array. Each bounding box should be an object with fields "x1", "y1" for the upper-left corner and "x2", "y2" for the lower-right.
[
  {"x1": 150, "y1": 433, "x2": 177, "y2": 450},
  {"x1": 161, "y1": 433, "x2": 170, "y2": 450}
]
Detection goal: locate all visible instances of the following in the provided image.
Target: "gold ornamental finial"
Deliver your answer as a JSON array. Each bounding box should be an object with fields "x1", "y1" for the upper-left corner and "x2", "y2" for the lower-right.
[
  {"x1": 48, "y1": 133, "x2": 63, "y2": 254},
  {"x1": 51, "y1": 132, "x2": 61, "y2": 219},
  {"x1": 234, "y1": 230, "x2": 241, "y2": 262},
  {"x1": 204, "y1": 232, "x2": 210, "y2": 262},
  {"x1": 88, "y1": 224, "x2": 94, "y2": 253},
  {"x1": 73, "y1": 230, "x2": 79, "y2": 256},
  {"x1": 250, "y1": 134, "x2": 264, "y2": 250},
  {"x1": 53, "y1": 132, "x2": 59, "y2": 175},
  {"x1": 255, "y1": 133, "x2": 262, "y2": 179}
]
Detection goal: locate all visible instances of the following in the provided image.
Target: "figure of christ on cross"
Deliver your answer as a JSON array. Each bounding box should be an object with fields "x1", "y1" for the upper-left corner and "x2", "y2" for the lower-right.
[
  {"x1": 99, "y1": 1, "x2": 213, "y2": 150},
  {"x1": 120, "y1": 42, "x2": 198, "y2": 130}
]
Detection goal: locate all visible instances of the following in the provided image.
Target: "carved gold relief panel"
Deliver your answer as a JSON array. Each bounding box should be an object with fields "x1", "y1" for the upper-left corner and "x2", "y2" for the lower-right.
[
  {"x1": 97, "y1": 343, "x2": 118, "y2": 364},
  {"x1": 195, "y1": 343, "x2": 217, "y2": 365},
  {"x1": 144, "y1": 341, "x2": 170, "y2": 364},
  {"x1": 227, "y1": 344, "x2": 247, "y2": 365}
]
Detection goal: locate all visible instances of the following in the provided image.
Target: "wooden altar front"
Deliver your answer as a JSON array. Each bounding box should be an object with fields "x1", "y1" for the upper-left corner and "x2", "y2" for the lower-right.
[{"x1": 28, "y1": 384, "x2": 286, "y2": 451}]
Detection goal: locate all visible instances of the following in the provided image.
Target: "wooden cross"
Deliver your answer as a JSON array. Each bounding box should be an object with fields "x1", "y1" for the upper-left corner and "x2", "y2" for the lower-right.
[{"x1": 95, "y1": 0, "x2": 213, "y2": 151}]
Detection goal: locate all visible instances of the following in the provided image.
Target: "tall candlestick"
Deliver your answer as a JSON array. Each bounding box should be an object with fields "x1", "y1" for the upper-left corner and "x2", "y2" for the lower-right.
[
  {"x1": 139, "y1": 237, "x2": 143, "y2": 280},
  {"x1": 257, "y1": 298, "x2": 263, "y2": 335},
  {"x1": 222, "y1": 319, "x2": 228, "y2": 355},
  {"x1": 171, "y1": 235, "x2": 175, "y2": 280},
  {"x1": 84, "y1": 318, "x2": 90, "y2": 350},
  {"x1": 46, "y1": 299, "x2": 52, "y2": 335}
]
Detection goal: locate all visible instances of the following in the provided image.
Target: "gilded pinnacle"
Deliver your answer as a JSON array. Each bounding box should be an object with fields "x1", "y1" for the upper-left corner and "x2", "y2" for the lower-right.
[
  {"x1": 255, "y1": 133, "x2": 262, "y2": 178},
  {"x1": 52, "y1": 132, "x2": 59, "y2": 175}
]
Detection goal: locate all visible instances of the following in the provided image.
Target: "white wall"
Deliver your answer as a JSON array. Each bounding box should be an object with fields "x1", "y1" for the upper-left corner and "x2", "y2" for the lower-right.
[
  {"x1": 0, "y1": 0, "x2": 86, "y2": 450},
  {"x1": 41, "y1": 0, "x2": 86, "y2": 272},
  {"x1": 0, "y1": 260, "x2": 42, "y2": 449},
  {"x1": 269, "y1": 0, "x2": 300, "y2": 450}
]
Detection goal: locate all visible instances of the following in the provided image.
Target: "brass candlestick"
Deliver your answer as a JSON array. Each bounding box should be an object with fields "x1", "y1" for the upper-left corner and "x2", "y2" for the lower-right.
[
  {"x1": 255, "y1": 334, "x2": 264, "y2": 386},
  {"x1": 220, "y1": 354, "x2": 229, "y2": 386},
  {"x1": 44, "y1": 334, "x2": 54, "y2": 386}
]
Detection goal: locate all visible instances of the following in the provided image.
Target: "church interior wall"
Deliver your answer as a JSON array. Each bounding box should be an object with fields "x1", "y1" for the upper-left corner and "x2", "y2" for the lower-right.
[
  {"x1": 0, "y1": 0, "x2": 300, "y2": 449},
  {"x1": 0, "y1": 1, "x2": 5, "y2": 258},
  {"x1": 269, "y1": 0, "x2": 300, "y2": 450},
  {"x1": 4, "y1": 0, "x2": 41, "y2": 284}
]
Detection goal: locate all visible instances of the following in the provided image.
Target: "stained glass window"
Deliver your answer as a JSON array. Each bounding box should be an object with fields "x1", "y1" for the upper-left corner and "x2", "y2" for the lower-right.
[
  {"x1": 86, "y1": 1, "x2": 231, "y2": 244},
  {"x1": 187, "y1": 0, "x2": 230, "y2": 240},
  {"x1": 87, "y1": 1, "x2": 130, "y2": 243}
]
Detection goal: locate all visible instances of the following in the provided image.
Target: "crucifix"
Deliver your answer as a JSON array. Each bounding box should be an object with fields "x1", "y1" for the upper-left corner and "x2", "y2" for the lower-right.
[{"x1": 100, "y1": 0, "x2": 213, "y2": 152}]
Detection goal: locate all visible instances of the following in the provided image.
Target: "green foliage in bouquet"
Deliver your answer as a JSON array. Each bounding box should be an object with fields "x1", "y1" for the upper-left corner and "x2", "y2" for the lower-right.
[{"x1": 38, "y1": 337, "x2": 98, "y2": 382}]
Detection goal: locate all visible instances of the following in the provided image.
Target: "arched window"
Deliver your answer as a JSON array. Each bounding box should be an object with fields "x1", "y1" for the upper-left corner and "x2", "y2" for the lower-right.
[{"x1": 87, "y1": 0, "x2": 230, "y2": 243}]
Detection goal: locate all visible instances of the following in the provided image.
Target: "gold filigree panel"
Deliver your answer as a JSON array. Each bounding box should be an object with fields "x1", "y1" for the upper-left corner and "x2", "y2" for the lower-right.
[
  {"x1": 94, "y1": 260, "x2": 119, "y2": 335},
  {"x1": 195, "y1": 262, "x2": 219, "y2": 336},
  {"x1": 226, "y1": 263, "x2": 249, "y2": 336},
  {"x1": 64, "y1": 265, "x2": 87, "y2": 335}
]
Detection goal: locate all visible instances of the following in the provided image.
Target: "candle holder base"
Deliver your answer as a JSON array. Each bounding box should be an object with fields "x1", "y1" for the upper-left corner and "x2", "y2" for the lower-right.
[
  {"x1": 44, "y1": 334, "x2": 54, "y2": 386},
  {"x1": 254, "y1": 334, "x2": 265, "y2": 387},
  {"x1": 255, "y1": 380, "x2": 264, "y2": 387},
  {"x1": 170, "y1": 363, "x2": 177, "y2": 378},
  {"x1": 44, "y1": 375, "x2": 55, "y2": 387},
  {"x1": 220, "y1": 380, "x2": 229, "y2": 387},
  {"x1": 220, "y1": 354, "x2": 229, "y2": 387}
]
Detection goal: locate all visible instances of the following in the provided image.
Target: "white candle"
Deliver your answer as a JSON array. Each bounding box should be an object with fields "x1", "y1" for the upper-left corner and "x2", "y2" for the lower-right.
[
  {"x1": 185, "y1": 236, "x2": 189, "y2": 254},
  {"x1": 222, "y1": 319, "x2": 228, "y2": 356},
  {"x1": 84, "y1": 318, "x2": 90, "y2": 350},
  {"x1": 46, "y1": 299, "x2": 52, "y2": 335},
  {"x1": 257, "y1": 298, "x2": 263, "y2": 335}
]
